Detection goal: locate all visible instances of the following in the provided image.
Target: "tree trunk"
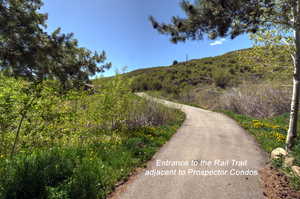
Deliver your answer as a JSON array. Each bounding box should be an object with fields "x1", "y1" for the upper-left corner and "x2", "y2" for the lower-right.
[
  {"x1": 10, "y1": 113, "x2": 26, "y2": 158},
  {"x1": 286, "y1": 72, "x2": 300, "y2": 150},
  {"x1": 286, "y1": 2, "x2": 300, "y2": 150}
]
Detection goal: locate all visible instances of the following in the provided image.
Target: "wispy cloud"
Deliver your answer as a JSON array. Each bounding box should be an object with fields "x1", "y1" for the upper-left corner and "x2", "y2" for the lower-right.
[{"x1": 210, "y1": 38, "x2": 226, "y2": 46}]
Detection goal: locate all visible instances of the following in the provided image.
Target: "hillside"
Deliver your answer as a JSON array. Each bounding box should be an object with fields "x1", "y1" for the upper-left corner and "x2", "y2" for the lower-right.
[{"x1": 128, "y1": 47, "x2": 292, "y2": 96}]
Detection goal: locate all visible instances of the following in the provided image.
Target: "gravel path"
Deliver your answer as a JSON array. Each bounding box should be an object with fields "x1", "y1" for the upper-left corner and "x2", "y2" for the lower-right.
[{"x1": 110, "y1": 93, "x2": 267, "y2": 199}]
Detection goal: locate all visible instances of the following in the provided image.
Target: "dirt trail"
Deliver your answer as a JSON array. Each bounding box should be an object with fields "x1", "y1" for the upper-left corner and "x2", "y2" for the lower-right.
[{"x1": 110, "y1": 93, "x2": 267, "y2": 199}]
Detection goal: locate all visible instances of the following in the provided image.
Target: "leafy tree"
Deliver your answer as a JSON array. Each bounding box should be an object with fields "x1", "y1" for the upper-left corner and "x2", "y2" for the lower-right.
[
  {"x1": 0, "y1": 0, "x2": 111, "y2": 88},
  {"x1": 173, "y1": 60, "x2": 179, "y2": 65},
  {"x1": 150, "y1": 0, "x2": 300, "y2": 150},
  {"x1": 238, "y1": 27, "x2": 293, "y2": 81}
]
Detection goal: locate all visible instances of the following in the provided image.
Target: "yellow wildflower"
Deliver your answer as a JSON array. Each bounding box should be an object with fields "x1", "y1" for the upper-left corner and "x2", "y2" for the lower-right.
[{"x1": 252, "y1": 121, "x2": 264, "y2": 128}]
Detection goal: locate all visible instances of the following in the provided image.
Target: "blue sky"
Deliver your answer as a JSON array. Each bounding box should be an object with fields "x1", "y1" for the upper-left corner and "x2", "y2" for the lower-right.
[{"x1": 41, "y1": 0, "x2": 253, "y2": 77}]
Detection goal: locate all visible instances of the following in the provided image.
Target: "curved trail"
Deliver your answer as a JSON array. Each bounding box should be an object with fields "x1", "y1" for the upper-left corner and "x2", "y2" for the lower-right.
[{"x1": 110, "y1": 93, "x2": 267, "y2": 199}]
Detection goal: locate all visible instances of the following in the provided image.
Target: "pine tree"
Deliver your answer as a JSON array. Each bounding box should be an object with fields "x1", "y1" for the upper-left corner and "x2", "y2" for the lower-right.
[{"x1": 0, "y1": 0, "x2": 111, "y2": 88}]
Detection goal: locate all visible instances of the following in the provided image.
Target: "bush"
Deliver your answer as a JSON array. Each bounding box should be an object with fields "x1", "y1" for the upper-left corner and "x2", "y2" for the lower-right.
[
  {"x1": 68, "y1": 158, "x2": 110, "y2": 199},
  {"x1": 211, "y1": 69, "x2": 233, "y2": 88},
  {"x1": 0, "y1": 77, "x2": 69, "y2": 155},
  {"x1": 219, "y1": 83, "x2": 291, "y2": 118},
  {"x1": 0, "y1": 147, "x2": 117, "y2": 199},
  {"x1": 0, "y1": 148, "x2": 77, "y2": 199}
]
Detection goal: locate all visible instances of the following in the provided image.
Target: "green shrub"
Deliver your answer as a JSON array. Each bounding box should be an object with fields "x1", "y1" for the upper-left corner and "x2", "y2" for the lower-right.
[
  {"x1": 0, "y1": 148, "x2": 77, "y2": 199},
  {"x1": 211, "y1": 68, "x2": 232, "y2": 88},
  {"x1": 0, "y1": 147, "x2": 116, "y2": 199},
  {"x1": 68, "y1": 158, "x2": 109, "y2": 199},
  {"x1": 46, "y1": 187, "x2": 69, "y2": 199}
]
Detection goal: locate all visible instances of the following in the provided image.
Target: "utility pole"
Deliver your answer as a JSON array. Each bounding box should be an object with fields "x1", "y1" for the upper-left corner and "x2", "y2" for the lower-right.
[{"x1": 185, "y1": 54, "x2": 189, "y2": 65}]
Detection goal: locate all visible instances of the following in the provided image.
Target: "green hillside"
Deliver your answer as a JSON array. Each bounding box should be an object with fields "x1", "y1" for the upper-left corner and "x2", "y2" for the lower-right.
[{"x1": 128, "y1": 47, "x2": 292, "y2": 96}]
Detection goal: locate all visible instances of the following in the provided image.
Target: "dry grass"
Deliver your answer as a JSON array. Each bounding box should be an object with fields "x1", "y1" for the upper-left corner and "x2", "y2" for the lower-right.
[
  {"x1": 148, "y1": 81, "x2": 292, "y2": 119},
  {"x1": 219, "y1": 83, "x2": 292, "y2": 118},
  {"x1": 124, "y1": 98, "x2": 180, "y2": 129},
  {"x1": 177, "y1": 85, "x2": 223, "y2": 109}
]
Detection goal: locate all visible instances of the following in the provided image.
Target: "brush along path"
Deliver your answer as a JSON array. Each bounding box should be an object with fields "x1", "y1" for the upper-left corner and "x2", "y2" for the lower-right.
[{"x1": 110, "y1": 93, "x2": 267, "y2": 199}]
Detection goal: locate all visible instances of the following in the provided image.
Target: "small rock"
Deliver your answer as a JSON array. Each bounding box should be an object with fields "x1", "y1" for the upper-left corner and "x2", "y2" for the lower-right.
[
  {"x1": 284, "y1": 157, "x2": 295, "y2": 167},
  {"x1": 271, "y1": 147, "x2": 288, "y2": 159},
  {"x1": 292, "y1": 166, "x2": 300, "y2": 177}
]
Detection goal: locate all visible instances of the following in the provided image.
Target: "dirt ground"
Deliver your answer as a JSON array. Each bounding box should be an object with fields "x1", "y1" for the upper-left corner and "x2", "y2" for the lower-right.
[{"x1": 260, "y1": 166, "x2": 300, "y2": 199}]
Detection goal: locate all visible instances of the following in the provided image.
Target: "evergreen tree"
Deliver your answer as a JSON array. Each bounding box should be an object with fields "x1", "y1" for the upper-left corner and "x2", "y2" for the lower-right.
[
  {"x1": 0, "y1": 0, "x2": 48, "y2": 78},
  {"x1": 150, "y1": 0, "x2": 300, "y2": 150},
  {"x1": 0, "y1": 0, "x2": 111, "y2": 88}
]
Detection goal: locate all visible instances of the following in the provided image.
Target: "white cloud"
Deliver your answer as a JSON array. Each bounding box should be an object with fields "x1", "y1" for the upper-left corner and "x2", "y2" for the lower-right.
[{"x1": 210, "y1": 38, "x2": 226, "y2": 46}]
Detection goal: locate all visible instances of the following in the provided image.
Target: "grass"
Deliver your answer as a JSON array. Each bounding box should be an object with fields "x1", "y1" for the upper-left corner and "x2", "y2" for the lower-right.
[{"x1": 221, "y1": 111, "x2": 289, "y2": 152}]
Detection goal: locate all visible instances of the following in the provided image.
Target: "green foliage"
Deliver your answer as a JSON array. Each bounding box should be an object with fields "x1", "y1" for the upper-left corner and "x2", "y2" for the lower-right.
[
  {"x1": 0, "y1": 0, "x2": 111, "y2": 88},
  {"x1": 211, "y1": 68, "x2": 233, "y2": 88},
  {"x1": 288, "y1": 169, "x2": 300, "y2": 190},
  {"x1": 272, "y1": 156, "x2": 284, "y2": 168},
  {"x1": 237, "y1": 46, "x2": 292, "y2": 81},
  {"x1": 0, "y1": 74, "x2": 183, "y2": 155},
  {"x1": 92, "y1": 75, "x2": 132, "y2": 129},
  {"x1": 0, "y1": 74, "x2": 185, "y2": 199},
  {"x1": 0, "y1": 148, "x2": 77, "y2": 198},
  {"x1": 0, "y1": 76, "x2": 73, "y2": 155},
  {"x1": 0, "y1": 121, "x2": 185, "y2": 199},
  {"x1": 292, "y1": 139, "x2": 300, "y2": 166}
]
